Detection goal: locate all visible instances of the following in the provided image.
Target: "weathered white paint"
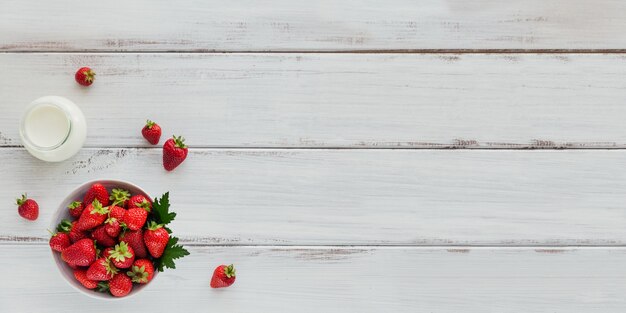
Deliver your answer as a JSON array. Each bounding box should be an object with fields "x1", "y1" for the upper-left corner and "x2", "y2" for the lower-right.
[
  {"x1": 3, "y1": 148, "x2": 626, "y2": 245},
  {"x1": 1, "y1": 245, "x2": 625, "y2": 312},
  {"x1": 2, "y1": 0, "x2": 626, "y2": 51},
  {"x1": 2, "y1": 53, "x2": 626, "y2": 148}
]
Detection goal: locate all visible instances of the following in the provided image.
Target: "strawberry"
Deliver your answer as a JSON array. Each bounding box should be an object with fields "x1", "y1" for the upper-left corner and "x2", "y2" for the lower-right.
[
  {"x1": 119, "y1": 229, "x2": 148, "y2": 259},
  {"x1": 67, "y1": 262, "x2": 80, "y2": 270},
  {"x1": 91, "y1": 225, "x2": 116, "y2": 247},
  {"x1": 75, "y1": 67, "x2": 95, "y2": 86},
  {"x1": 128, "y1": 194, "x2": 152, "y2": 209},
  {"x1": 76, "y1": 200, "x2": 109, "y2": 231},
  {"x1": 74, "y1": 269, "x2": 98, "y2": 289},
  {"x1": 142, "y1": 120, "x2": 162, "y2": 145},
  {"x1": 163, "y1": 135, "x2": 188, "y2": 171},
  {"x1": 61, "y1": 239, "x2": 97, "y2": 266},
  {"x1": 68, "y1": 201, "x2": 84, "y2": 218},
  {"x1": 109, "y1": 273, "x2": 133, "y2": 297},
  {"x1": 104, "y1": 205, "x2": 126, "y2": 237},
  {"x1": 109, "y1": 242, "x2": 135, "y2": 269},
  {"x1": 49, "y1": 232, "x2": 71, "y2": 252},
  {"x1": 127, "y1": 259, "x2": 154, "y2": 284},
  {"x1": 83, "y1": 183, "x2": 109, "y2": 207},
  {"x1": 68, "y1": 221, "x2": 88, "y2": 243},
  {"x1": 144, "y1": 222, "x2": 169, "y2": 258},
  {"x1": 87, "y1": 257, "x2": 118, "y2": 281},
  {"x1": 109, "y1": 189, "x2": 130, "y2": 207},
  {"x1": 16, "y1": 194, "x2": 38, "y2": 221},
  {"x1": 101, "y1": 247, "x2": 113, "y2": 259},
  {"x1": 124, "y1": 206, "x2": 149, "y2": 231},
  {"x1": 210, "y1": 264, "x2": 236, "y2": 288}
]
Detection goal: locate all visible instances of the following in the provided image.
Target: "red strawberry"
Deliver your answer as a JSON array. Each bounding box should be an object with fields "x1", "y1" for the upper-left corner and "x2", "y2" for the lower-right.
[
  {"x1": 67, "y1": 262, "x2": 79, "y2": 270},
  {"x1": 109, "y1": 189, "x2": 130, "y2": 207},
  {"x1": 127, "y1": 259, "x2": 154, "y2": 284},
  {"x1": 68, "y1": 201, "x2": 84, "y2": 218},
  {"x1": 163, "y1": 135, "x2": 188, "y2": 171},
  {"x1": 119, "y1": 229, "x2": 148, "y2": 259},
  {"x1": 210, "y1": 264, "x2": 236, "y2": 288},
  {"x1": 83, "y1": 183, "x2": 109, "y2": 207},
  {"x1": 74, "y1": 269, "x2": 98, "y2": 289},
  {"x1": 101, "y1": 247, "x2": 113, "y2": 259},
  {"x1": 87, "y1": 257, "x2": 118, "y2": 281},
  {"x1": 91, "y1": 225, "x2": 116, "y2": 247},
  {"x1": 124, "y1": 207, "x2": 149, "y2": 231},
  {"x1": 76, "y1": 200, "x2": 109, "y2": 231},
  {"x1": 16, "y1": 194, "x2": 38, "y2": 221},
  {"x1": 142, "y1": 120, "x2": 162, "y2": 145},
  {"x1": 109, "y1": 242, "x2": 135, "y2": 269},
  {"x1": 109, "y1": 273, "x2": 133, "y2": 297},
  {"x1": 49, "y1": 232, "x2": 71, "y2": 252},
  {"x1": 61, "y1": 239, "x2": 97, "y2": 267},
  {"x1": 144, "y1": 222, "x2": 169, "y2": 258},
  {"x1": 68, "y1": 221, "x2": 88, "y2": 243},
  {"x1": 75, "y1": 67, "x2": 95, "y2": 86},
  {"x1": 128, "y1": 194, "x2": 152, "y2": 209},
  {"x1": 104, "y1": 205, "x2": 126, "y2": 237}
]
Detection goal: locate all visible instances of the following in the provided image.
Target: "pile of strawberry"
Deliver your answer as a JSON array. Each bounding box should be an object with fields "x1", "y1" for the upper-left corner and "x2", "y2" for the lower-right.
[{"x1": 49, "y1": 183, "x2": 189, "y2": 297}]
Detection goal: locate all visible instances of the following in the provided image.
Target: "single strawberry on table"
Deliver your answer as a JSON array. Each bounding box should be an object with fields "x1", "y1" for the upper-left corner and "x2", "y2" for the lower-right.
[
  {"x1": 61, "y1": 238, "x2": 97, "y2": 267},
  {"x1": 163, "y1": 135, "x2": 188, "y2": 171},
  {"x1": 75, "y1": 67, "x2": 95, "y2": 86},
  {"x1": 127, "y1": 259, "x2": 154, "y2": 284},
  {"x1": 109, "y1": 242, "x2": 135, "y2": 269},
  {"x1": 108, "y1": 273, "x2": 133, "y2": 297},
  {"x1": 74, "y1": 269, "x2": 98, "y2": 289},
  {"x1": 210, "y1": 264, "x2": 236, "y2": 288},
  {"x1": 76, "y1": 199, "x2": 109, "y2": 231},
  {"x1": 144, "y1": 221, "x2": 169, "y2": 258},
  {"x1": 16, "y1": 194, "x2": 38, "y2": 221},
  {"x1": 83, "y1": 183, "x2": 109, "y2": 207},
  {"x1": 109, "y1": 188, "x2": 130, "y2": 207},
  {"x1": 87, "y1": 257, "x2": 119, "y2": 281},
  {"x1": 68, "y1": 201, "x2": 84, "y2": 218},
  {"x1": 142, "y1": 120, "x2": 162, "y2": 145},
  {"x1": 49, "y1": 231, "x2": 71, "y2": 252}
]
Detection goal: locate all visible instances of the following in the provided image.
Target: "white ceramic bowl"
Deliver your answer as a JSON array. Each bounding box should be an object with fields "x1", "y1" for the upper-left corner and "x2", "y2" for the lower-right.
[{"x1": 50, "y1": 179, "x2": 157, "y2": 299}]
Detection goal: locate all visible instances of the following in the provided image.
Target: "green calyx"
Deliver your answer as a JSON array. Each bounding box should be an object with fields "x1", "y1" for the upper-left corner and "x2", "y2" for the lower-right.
[
  {"x1": 146, "y1": 120, "x2": 156, "y2": 129},
  {"x1": 172, "y1": 135, "x2": 187, "y2": 149},
  {"x1": 127, "y1": 265, "x2": 149, "y2": 283},
  {"x1": 16, "y1": 194, "x2": 27, "y2": 206},
  {"x1": 96, "y1": 281, "x2": 109, "y2": 293},
  {"x1": 109, "y1": 189, "x2": 130, "y2": 206},
  {"x1": 136, "y1": 199, "x2": 152, "y2": 212},
  {"x1": 103, "y1": 258, "x2": 119, "y2": 276},
  {"x1": 83, "y1": 69, "x2": 95, "y2": 82},
  {"x1": 224, "y1": 264, "x2": 236, "y2": 278},
  {"x1": 110, "y1": 242, "x2": 133, "y2": 261},
  {"x1": 56, "y1": 219, "x2": 73, "y2": 233},
  {"x1": 104, "y1": 217, "x2": 117, "y2": 225},
  {"x1": 68, "y1": 201, "x2": 82, "y2": 210},
  {"x1": 90, "y1": 200, "x2": 109, "y2": 215},
  {"x1": 147, "y1": 221, "x2": 163, "y2": 231}
]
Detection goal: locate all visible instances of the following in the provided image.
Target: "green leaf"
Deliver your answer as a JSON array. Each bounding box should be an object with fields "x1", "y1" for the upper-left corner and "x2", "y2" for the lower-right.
[
  {"x1": 155, "y1": 237, "x2": 189, "y2": 272},
  {"x1": 152, "y1": 192, "x2": 176, "y2": 226},
  {"x1": 56, "y1": 219, "x2": 72, "y2": 233}
]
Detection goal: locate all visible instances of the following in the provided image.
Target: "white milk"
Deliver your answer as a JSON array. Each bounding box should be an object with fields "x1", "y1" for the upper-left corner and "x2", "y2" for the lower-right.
[{"x1": 24, "y1": 104, "x2": 70, "y2": 148}]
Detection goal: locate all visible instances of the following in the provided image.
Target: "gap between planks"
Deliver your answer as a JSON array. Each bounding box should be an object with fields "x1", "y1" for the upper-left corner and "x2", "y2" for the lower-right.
[{"x1": 4, "y1": 49, "x2": 626, "y2": 54}]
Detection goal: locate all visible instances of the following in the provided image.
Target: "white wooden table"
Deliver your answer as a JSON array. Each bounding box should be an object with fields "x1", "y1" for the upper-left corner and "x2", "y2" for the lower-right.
[{"x1": 2, "y1": 1, "x2": 626, "y2": 311}]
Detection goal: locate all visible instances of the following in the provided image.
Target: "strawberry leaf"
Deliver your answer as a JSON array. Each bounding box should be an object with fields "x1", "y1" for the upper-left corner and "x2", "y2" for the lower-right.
[
  {"x1": 155, "y1": 237, "x2": 189, "y2": 272},
  {"x1": 152, "y1": 192, "x2": 176, "y2": 226}
]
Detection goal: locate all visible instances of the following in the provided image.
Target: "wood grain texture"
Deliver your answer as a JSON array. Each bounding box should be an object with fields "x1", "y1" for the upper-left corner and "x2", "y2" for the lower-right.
[
  {"x1": 2, "y1": 148, "x2": 626, "y2": 245},
  {"x1": 1, "y1": 245, "x2": 626, "y2": 312},
  {"x1": 2, "y1": 53, "x2": 626, "y2": 148},
  {"x1": 2, "y1": 0, "x2": 626, "y2": 51}
]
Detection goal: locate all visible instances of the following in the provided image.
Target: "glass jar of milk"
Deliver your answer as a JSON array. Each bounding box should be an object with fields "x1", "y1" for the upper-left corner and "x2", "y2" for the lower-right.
[{"x1": 19, "y1": 96, "x2": 87, "y2": 162}]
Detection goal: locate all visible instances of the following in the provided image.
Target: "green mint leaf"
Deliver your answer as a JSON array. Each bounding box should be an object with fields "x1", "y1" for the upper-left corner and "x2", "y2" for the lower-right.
[
  {"x1": 152, "y1": 192, "x2": 176, "y2": 225},
  {"x1": 155, "y1": 237, "x2": 189, "y2": 272}
]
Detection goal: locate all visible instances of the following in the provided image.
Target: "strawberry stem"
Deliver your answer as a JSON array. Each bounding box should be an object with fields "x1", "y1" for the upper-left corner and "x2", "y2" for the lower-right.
[
  {"x1": 146, "y1": 120, "x2": 156, "y2": 129},
  {"x1": 16, "y1": 194, "x2": 27, "y2": 206},
  {"x1": 172, "y1": 135, "x2": 187, "y2": 149},
  {"x1": 224, "y1": 264, "x2": 236, "y2": 278}
]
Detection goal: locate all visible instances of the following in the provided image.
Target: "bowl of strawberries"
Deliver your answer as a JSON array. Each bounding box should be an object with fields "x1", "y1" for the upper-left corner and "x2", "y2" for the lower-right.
[{"x1": 49, "y1": 180, "x2": 189, "y2": 299}]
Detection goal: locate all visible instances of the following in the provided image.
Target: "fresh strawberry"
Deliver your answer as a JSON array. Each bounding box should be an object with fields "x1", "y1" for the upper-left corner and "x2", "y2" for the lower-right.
[
  {"x1": 109, "y1": 273, "x2": 133, "y2": 297},
  {"x1": 124, "y1": 207, "x2": 149, "y2": 231},
  {"x1": 128, "y1": 194, "x2": 152, "y2": 209},
  {"x1": 109, "y1": 189, "x2": 130, "y2": 207},
  {"x1": 75, "y1": 67, "x2": 95, "y2": 86},
  {"x1": 109, "y1": 242, "x2": 135, "y2": 269},
  {"x1": 67, "y1": 201, "x2": 84, "y2": 218},
  {"x1": 76, "y1": 200, "x2": 109, "y2": 231},
  {"x1": 119, "y1": 229, "x2": 148, "y2": 259},
  {"x1": 163, "y1": 135, "x2": 188, "y2": 171},
  {"x1": 91, "y1": 225, "x2": 116, "y2": 247},
  {"x1": 67, "y1": 262, "x2": 80, "y2": 270},
  {"x1": 104, "y1": 205, "x2": 126, "y2": 237},
  {"x1": 101, "y1": 247, "x2": 113, "y2": 259},
  {"x1": 210, "y1": 264, "x2": 236, "y2": 288},
  {"x1": 16, "y1": 194, "x2": 38, "y2": 221},
  {"x1": 144, "y1": 222, "x2": 169, "y2": 258},
  {"x1": 142, "y1": 120, "x2": 162, "y2": 145},
  {"x1": 49, "y1": 232, "x2": 71, "y2": 252},
  {"x1": 87, "y1": 257, "x2": 118, "y2": 281},
  {"x1": 68, "y1": 221, "x2": 88, "y2": 243},
  {"x1": 83, "y1": 183, "x2": 109, "y2": 207},
  {"x1": 74, "y1": 269, "x2": 98, "y2": 289},
  {"x1": 127, "y1": 259, "x2": 154, "y2": 284},
  {"x1": 61, "y1": 239, "x2": 97, "y2": 267}
]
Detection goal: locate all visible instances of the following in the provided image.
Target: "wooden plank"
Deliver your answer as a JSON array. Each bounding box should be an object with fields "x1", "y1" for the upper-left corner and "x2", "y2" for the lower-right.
[
  {"x1": 2, "y1": 53, "x2": 626, "y2": 148},
  {"x1": 1, "y1": 245, "x2": 625, "y2": 312},
  {"x1": 2, "y1": 0, "x2": 626, "y2": 51},
  {"x1": 3, "y1": 148, "x2": 626, "y2": 245}
]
